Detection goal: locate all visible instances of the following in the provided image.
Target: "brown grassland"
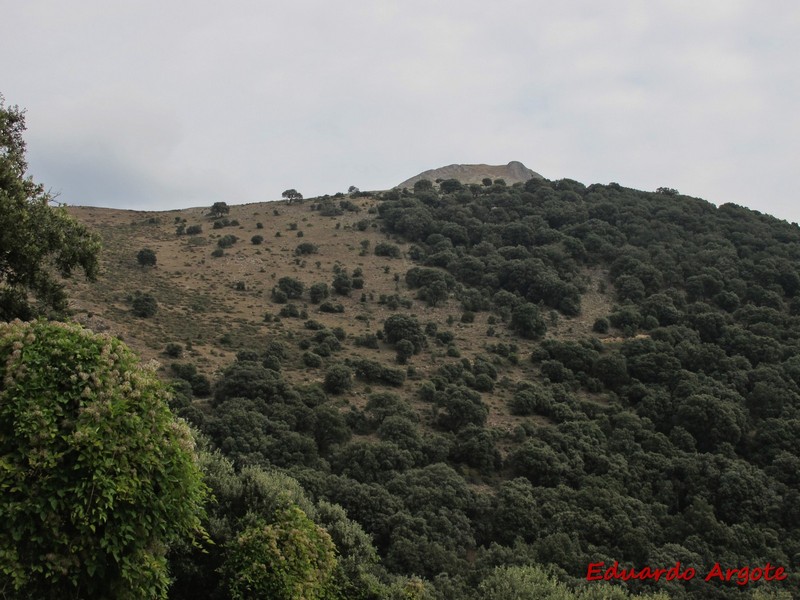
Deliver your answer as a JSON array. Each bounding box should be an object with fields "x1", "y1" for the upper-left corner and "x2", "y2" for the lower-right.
[{"x1": 64, "y1": 195, "x2": 615, "y2": 440}]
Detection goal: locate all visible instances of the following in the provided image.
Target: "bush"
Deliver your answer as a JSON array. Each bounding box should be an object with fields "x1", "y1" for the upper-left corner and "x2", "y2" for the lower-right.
[
  {"x1": 279, "y1": 303, "x2": 301, "y2": 318},
  {"x1": 277, "y1": 277, "x2": 304, "y2": 299},
  {"x1": 136, "y1": 248, "x2": 157, "y2": 267},
  {"x1": 186, "y1": 224, "x2": 202, "y2": 235},
  {"x1": 217, "y1": 234, "x2": 238, "y2": 248},
  {"x1": 131, "y1": 292, "x2": 158, "y2": 317},
  {"x1": 374, "y1": 242, "x2": 401, "y2": 258},
  {"x1": 592, "y1": 317, "x2": 610, "y2": 333},
  {"x1": 251, "y1": 235, "x2": 264, "y2": 245},
  {"x1": 295, "y1": 242, "x2": 319, "y2": 256},
  {"x1": 319, "y1": 302, "x2": 344, "y2": 313},
  {"x1": 303, "y1": 352, "x2": 323, "y2": 368},
  {"x1": 164, "y1": 342, "x2": 183, "y2": 358},
  {"x1": 332, "y1": 272, "x2": 352, "y2": 296},
  {"x1": 309, "y1": 282, "x2": 329, "y2": 304},
  {"x1": 324, "y1": 364, "x2": 353, "y2": 394},
  {"x1": 510, "y1": 303, "x2": 546, "y2": 339}
]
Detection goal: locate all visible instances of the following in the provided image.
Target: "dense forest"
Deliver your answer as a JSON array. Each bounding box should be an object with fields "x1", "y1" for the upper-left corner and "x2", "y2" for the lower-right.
[{"x1": 2, "y1": 96, "x2": 797, "y2": 598}]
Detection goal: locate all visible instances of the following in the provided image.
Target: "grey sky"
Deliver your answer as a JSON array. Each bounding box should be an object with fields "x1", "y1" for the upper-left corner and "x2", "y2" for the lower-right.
[{"x1": 4, "y1": 1, "x2": 800, "y2": 222}]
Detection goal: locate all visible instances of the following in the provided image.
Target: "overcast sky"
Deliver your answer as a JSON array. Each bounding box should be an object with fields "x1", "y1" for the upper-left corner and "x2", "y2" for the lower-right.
[{"x1": 4, "y1": 1, "x2": 800, "y2": 221}]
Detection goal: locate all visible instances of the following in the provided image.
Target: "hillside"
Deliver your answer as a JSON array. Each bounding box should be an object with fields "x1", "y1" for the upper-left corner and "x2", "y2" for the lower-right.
[
  {"x1": 59, "y1": 178, "x2": 800, "y2": 599},
  {"x1": 396, "y1": 160, "x2": 542, "y2": 189}
]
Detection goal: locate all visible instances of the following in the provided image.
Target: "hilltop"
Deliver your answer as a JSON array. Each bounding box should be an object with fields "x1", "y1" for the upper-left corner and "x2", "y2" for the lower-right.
[{"x1": 396, "y1": 160, "x2": 542, "y2": 189}]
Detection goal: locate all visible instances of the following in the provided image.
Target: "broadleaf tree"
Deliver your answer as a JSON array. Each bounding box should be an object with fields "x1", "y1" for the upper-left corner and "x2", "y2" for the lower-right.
[
  {"x1": 0, "y1": 95, "x2": 101, "y2": 321},
  {"x1": 0, "y1": 320, "x2": 208, "y2": 599}
]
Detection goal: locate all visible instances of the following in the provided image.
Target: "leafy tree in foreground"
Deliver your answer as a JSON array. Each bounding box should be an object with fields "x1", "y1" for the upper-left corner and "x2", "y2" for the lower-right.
[
  {"x1": 0, "y1": 96, "x2": 100, "y2": 321},
  {"x1": 222, "y1": 506, "x2": 337, "y2": 600},
  {"x1": 0, "y1": 320, "x2": 208, "y2": 599}
]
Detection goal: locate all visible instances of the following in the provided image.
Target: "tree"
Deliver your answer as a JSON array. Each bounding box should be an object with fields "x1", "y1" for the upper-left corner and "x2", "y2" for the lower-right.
[
  {"x1": 324, "y1": 364, "x2": 353, "y2": 394},
  {"x1": 277, "y1": 276, "x2": 304, "y2": 299},
  {"x1": 0, "y1": 97, "x2": 100, "y2": 321},
  {"x1": 309, "y1": 282, "x2": 330, "y2": 304},
  {"x1": 222, "y1": 506, "x2": 337, "y2": 600},
  {"x1": 136, "y1": 247, "x2": 157, "y2": 267},
  {"x1": 384, "y1": 314, "x2": 426, "y2": 353},
  {"x1": 395, "y1": 339, "x2": 415, "y2": 364},
  {"x1": 209, "y1": 201, "x2": 230, "y2": 217},
  {"x1": 0, "y1": 320, "x2": 207, "y2": 599},
  {"x1": 282, "y1": 189, "x2": 304, "y2": 203},
  {"x1": 510, "y1": 303, "x2": 547, "y2": 339}
]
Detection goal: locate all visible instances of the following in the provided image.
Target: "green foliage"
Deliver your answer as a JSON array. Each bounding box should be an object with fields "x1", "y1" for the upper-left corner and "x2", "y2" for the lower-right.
[
  {"x1": 0, "y1": 320, "x2": 207, "y2": 599},
  {"x1": 251, "y1": 234, "x2": 264, "y2": 245},
  {"x1": 277, "y1": 276, "x2": 304, "y2": 299},
  {"x1": 324, "y1": 364, "x2": 353, "y2": 394},
  {"x1": 384, "y1": 315, "x2": 426, "y2": 353},
  {"x1": 282, "y1": 189, "x2": 304, "y2": 203},
  {"x1": 332, "y1": 271, "x2": 353, "y2": 295},
  {"x1": 136, "y1": 247, "x2": 157, "y2": 267},
  {"x1": 222, "y1": 506, "x2": 336, "y2": 600},
  {"x1": 0, "y1": 98, "x2": 101, "y2": 321},
  {"x1": 130, "y1": 291, "x2": 158, "y2": 317},
  {"x1": 186, "y1": 224, "x2": 202, "y2": 235},
  {"x1": 296, "y1": 242, "x2": 319, "y2": 255},
  {"x1": 375, "y1": 242, "x2": 402, "y2": 258},
  {"x1": 209, "y1": 201, "x2": 230, "y2": 217},
  {"x1": 217, "y1": 234, "x2": 238, "y2": 248},
  {"x1": 164, "y1": 342, "x2": 183, "y2": 358},
  {"x1": 309, "y1": 282, "x2": 330, "y2": 304},
  {"x1": 510, "y1": 303, "x2": 547, "y2": 339}
]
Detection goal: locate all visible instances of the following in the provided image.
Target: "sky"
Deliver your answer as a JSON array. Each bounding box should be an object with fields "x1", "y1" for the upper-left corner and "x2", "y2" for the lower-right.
[{"x1": 3, "y1": 1, "x2": 800, "y2": 222}]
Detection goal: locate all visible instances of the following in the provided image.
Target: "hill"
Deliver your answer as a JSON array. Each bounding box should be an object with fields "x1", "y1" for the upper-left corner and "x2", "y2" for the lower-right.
[
  {"x1": 59, "y1": 178, "x2": 800, "y2": 599},
  {"x1": 396, "y1": 160, "x2": 542, "y2": 189}
]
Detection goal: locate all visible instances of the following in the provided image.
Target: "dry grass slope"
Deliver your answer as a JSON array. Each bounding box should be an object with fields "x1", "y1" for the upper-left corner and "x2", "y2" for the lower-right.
[{"x1": 64, "y1": 195, "x2": 614, "y2": 441}]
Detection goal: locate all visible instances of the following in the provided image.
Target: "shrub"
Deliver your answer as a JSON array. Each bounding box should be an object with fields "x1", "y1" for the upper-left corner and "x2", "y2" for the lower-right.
[
  {"x1": 374, "y1": 242, "x2": 401, "y2": 258},
  {"x1": 592, "y1": 317, "x2": 610, "y2": 333},
  {"x1": 251, "y1": 235, "x2": 264, "y2": 245},
  {"x1": 279, "y1": 303, "x2": 301, "y2": 318},
  {"x1": 164, "y1": 342, "x2": 183, "y2": 358},
  {"x1": 295, "y1": 242, "x2": 319, "y2": 255},
  {"x1": 324, "y1": 364, "x2": 353, "y2": 394},
  {"x1": 332, "y1": 272, "x2": 352, "y2": 296},
  {"x1": 136, "y1": 248, "x2": 157, "y2": 267},
  {"x1": 277, "y1": 277, "x2": 304, "y2": 299},
  {"x1": 309, "y1": 282, "x2": 330, "y2": 304},
  {"x1": 131, "y1": 292, "x2": 158, "y2": 317},
  {"x1": 303, "y1": 351, "x2": 323, "y2": 368},
  {"x1": 319, "y1": 302, "x2": 344, "y2": 313},
  {"x1": 186, "y1": 224, "x2": 202, "y2": 235},
  {"x1": 217, "y1": 234, "x2": 238, "y2": 248},
  {"x1": 211, "y1": 248, "x2": 224, "y2": 258}
]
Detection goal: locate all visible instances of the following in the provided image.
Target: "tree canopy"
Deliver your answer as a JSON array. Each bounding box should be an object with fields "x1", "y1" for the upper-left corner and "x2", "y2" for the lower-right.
[
  {"x1": 0, "y1": 320, "x2": 208, "y2": 598},
  {"x1": 0, "y1": 96, "x2": 100, "y2": 321}
]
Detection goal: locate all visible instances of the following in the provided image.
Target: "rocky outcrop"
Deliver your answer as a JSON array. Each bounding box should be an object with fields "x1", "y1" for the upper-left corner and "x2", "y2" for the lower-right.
[{"x1": 396, "y1": 161, "x2": 543, "y2": 189}]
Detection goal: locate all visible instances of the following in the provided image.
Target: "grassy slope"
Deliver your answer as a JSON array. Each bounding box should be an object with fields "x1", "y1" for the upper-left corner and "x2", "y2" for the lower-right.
[{"x1": 64, "y1": 195, "x2": 614, "y2": 446}]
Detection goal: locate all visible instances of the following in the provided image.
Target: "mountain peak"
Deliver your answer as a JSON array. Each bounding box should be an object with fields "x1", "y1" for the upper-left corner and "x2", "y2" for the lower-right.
[{"x1": 396, "y1": 161, "x2": 542, "y2": 189}]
